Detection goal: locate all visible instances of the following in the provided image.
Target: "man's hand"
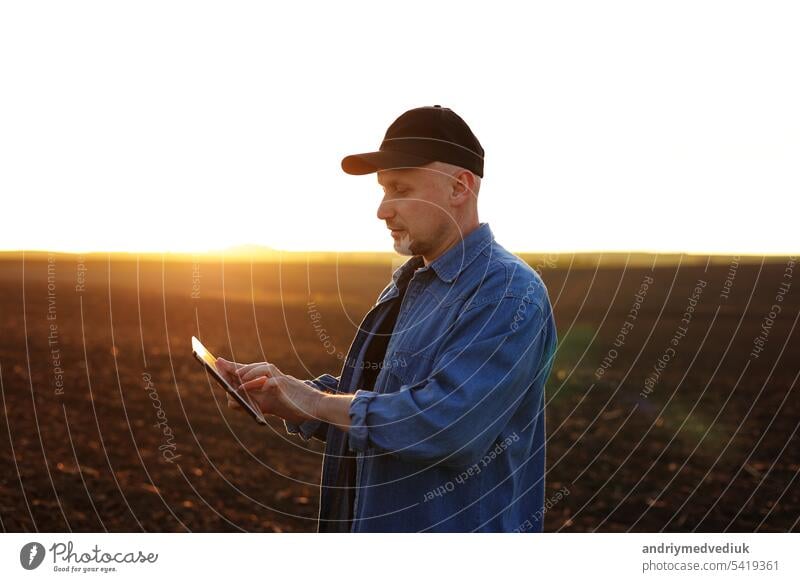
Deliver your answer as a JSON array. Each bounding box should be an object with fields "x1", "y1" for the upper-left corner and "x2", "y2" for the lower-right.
[
  {"x1": 220, "y1": 360, "x2": 322, "y2": 426},
  {"x1": 216, "y1": 357, "x2": 354, "y2": 430},
  {"x1": 216, "y1": 357, "x2": 248, "y2": 386}
]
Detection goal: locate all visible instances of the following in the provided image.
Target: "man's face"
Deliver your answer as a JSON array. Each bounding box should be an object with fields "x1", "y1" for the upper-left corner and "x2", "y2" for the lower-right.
[{"x1": 376, "y1": 164, "x2": 455, "y2": 258}]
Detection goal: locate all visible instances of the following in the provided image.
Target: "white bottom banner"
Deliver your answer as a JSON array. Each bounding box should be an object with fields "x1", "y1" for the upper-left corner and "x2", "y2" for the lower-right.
[{"x1": 1, "y1": 533, "x2": 797, "y2": 581}]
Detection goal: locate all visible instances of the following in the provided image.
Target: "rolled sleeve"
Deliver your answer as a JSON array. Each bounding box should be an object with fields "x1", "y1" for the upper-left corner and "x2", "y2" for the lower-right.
[
  {"x1": 342, "y1": 295, "x2": 552, "y2": 468},
  {"x1": 347, "y1": 389, "x2": 380, "y2": 452}
]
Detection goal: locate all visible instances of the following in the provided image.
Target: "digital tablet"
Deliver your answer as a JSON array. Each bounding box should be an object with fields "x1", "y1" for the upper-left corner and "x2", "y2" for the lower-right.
[{"x1": 191, "y1": 336, "x2": 267, "y2": 425}]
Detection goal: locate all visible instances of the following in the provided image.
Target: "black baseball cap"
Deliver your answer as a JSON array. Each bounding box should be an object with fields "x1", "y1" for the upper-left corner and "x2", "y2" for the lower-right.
[{"x1": 341, "y1": 105, "x2": 484, "y2": 178}]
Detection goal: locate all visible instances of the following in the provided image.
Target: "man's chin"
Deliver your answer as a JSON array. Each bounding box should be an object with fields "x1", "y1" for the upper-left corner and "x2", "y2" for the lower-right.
[
  {"x1": 393, "y1": 234, "x2": 414, "y2": 256},
  {"x1": 393, "y1": 243, "x2": 413, "y2": 256}
]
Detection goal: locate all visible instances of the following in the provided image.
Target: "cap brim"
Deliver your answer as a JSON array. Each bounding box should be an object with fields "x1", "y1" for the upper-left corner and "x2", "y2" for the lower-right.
[{"x1": 341, "y1": 150, "x2": 433, "y2": 175}]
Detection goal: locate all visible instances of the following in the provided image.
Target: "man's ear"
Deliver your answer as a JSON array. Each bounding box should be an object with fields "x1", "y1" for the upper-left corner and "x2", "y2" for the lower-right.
[{"x1": 450, "y1": 170, "x2": 476, "y2": 206}]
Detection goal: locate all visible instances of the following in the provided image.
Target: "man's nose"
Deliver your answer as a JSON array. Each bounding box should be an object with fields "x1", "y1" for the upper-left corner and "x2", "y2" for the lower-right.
[{"x1": 376, "y1": 196, "x2": 395, "y2": 221}]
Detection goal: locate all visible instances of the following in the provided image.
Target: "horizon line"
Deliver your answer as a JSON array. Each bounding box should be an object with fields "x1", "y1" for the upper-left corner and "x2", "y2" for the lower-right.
[{"x1": 0, "y1": 247, "x2": 795, "y2": 259}]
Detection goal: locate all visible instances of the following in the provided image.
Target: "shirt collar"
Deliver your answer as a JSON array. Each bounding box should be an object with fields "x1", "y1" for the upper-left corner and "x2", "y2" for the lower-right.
[{"x1": 391, "y1": 222, "x2": 494, "y2": 286}]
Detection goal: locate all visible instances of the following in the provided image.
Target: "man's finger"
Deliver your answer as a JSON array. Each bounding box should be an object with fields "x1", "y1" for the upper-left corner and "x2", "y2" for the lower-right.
[
  {"x1": 217, "y1": 357, "x2": 244, "y2": 371},
  {"x1": 234, "y1": 361, "x2": 271, "y2": 376},
  {"x1": 239, "y1": 364, "x2": 279, "y2": 382},
  {"x1": 241, "y1": 362, "x2": 282, "y2": 379},
  {"x1": 215, "y1": 359, "x2": 242, "y2": 385},
  {"x1": 238, "y1": 376, "x2": 269, "y2": 391}
]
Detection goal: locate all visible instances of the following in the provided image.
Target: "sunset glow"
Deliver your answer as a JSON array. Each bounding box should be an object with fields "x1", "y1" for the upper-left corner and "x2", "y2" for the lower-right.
[{"x1": 2, "y1": 2, "x2": 797, "y2": 255}]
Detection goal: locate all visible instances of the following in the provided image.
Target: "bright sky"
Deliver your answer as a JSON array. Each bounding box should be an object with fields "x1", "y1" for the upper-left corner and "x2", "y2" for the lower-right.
[{"x1": 1, "y1": 1, "x2": 798, "y2": 254}]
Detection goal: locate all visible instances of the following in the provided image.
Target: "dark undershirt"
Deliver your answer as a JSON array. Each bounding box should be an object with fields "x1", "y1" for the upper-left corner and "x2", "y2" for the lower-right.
[{"x1": 333, "y1": 279, "x2": 409, "y2": 531}]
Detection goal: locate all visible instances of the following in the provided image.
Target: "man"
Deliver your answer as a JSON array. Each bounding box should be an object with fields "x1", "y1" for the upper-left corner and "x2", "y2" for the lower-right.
[{"x1": 217, "y1": 105, "x2": 558, "y2": 532}]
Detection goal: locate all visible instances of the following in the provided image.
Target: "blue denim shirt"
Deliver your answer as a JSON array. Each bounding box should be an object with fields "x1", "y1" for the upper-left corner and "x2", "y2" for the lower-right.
[{"x1": 286, "y1": 223, "x2": 557, "y2": 532}]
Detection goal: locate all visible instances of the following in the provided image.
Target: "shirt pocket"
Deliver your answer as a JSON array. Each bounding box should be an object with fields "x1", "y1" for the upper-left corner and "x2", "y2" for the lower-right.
[{"x1": 391, "y1": 290, "x2": 464, "y2": 352}]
